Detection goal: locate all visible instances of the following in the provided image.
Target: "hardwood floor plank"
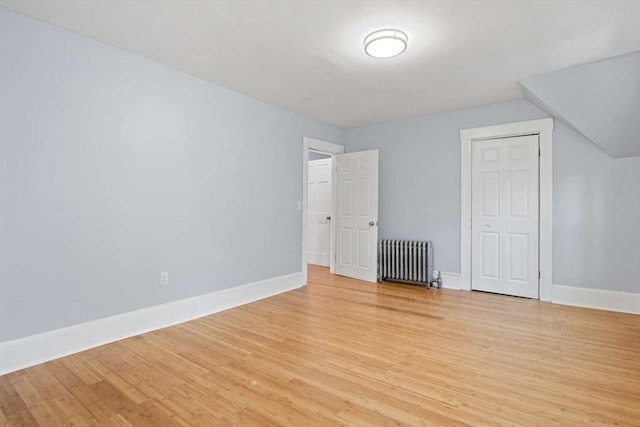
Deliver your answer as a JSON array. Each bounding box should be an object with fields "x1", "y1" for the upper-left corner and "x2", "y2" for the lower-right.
[
  {"x1": 0, "y1": 265, "x2": 638, "y2": 425},
  {"x1": 0, "y1": 378, "x2": 40, "y2": 426}
]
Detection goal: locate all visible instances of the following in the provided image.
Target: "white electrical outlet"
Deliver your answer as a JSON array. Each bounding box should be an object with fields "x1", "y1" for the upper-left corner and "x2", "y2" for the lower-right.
[{"x1": 160, "y1": 272, "x2": 169, "y2": 286}]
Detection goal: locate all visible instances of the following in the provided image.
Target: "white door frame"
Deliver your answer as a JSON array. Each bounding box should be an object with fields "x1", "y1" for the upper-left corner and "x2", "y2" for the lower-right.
[
  {"x1": 302, "y1": 137, "x2": 344, "y2": 283},
  {"x1": 460, "y1": 118, "x2": 554, "y2": 301}
]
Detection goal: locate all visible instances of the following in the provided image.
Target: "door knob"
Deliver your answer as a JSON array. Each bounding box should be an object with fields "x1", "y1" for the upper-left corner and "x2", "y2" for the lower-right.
[
  {"x1": 369, "y1": 221, "x2": 375, "y2": 226},
  {"x1": 326, "y1": 216, "x2": 331, "y2": 221}
]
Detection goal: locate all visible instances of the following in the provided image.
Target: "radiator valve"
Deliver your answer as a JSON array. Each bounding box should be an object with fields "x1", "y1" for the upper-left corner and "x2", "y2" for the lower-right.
[{"x1": 432, "y1": 271, "x2": 442, "y2": 289}]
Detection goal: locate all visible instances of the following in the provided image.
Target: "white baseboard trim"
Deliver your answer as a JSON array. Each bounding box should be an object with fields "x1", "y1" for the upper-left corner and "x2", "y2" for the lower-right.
[
  {"x1": 439, "y1": 272, "x2": 461, "y2": 290},
  {"x1": 436, "y1": 275, "x2": 639, "y2": 315},
  {"x1": 552, "y1": 284, "x2": 640, "y2": 314},
  {"x1": 0, "y1": 272, "x2": 305, "y2": 376}
]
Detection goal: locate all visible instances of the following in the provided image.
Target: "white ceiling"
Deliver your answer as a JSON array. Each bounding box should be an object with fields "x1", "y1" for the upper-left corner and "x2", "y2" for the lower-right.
[{"x1": 1, "y1": 0, "x2": 639, "y2": 128}]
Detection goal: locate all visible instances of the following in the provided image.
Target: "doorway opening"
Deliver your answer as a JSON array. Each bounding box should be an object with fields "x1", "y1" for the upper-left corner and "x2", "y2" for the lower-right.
[
  {"x1": 307, "y1": 150, "x2": 332, "y2": 268},
  {"x1": 301, "y1": 138, "x2": 380, "y2": 285},
  {"x1": 301, "y1": 138, "x2": 344, "y2": 283}
]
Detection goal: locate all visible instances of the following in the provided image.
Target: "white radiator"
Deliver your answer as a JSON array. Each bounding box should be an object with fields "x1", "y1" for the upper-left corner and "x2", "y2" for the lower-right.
[{"x1": 378, "y1": 240, "x2": 435, "y2": 287}]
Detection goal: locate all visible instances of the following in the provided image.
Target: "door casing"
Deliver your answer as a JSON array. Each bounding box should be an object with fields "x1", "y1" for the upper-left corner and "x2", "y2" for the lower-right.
[{"x1": 460, "y1": 118, "x2": 554, "y2": 301}]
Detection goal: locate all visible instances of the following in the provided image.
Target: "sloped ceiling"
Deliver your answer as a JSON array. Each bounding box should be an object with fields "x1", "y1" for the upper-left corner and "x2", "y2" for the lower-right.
[{"x1": 519, "y1": 52, "x2": 640, "y2": 158}]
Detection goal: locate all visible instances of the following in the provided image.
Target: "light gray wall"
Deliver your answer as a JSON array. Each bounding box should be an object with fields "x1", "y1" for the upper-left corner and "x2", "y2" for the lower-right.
[
  {"x1": 0, "y1": 8, "x2": 343, "y2": 342},
  {"x1": 344, "y1": 99, "x2": 548, "y2": 275},
  {"x1": 553, "y1": 121, "x2": 640, "y2": 292},
  {"x1": 345, "y1": 99, "x2": 640, "y2": 293}
]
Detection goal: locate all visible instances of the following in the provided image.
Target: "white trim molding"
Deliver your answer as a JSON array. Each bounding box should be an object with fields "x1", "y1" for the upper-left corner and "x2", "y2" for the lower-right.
[
  {"x1": 552, "y1": 285, "x2": 640, "y2": 314},
  {"x1": 460, "y1": 118, "x2": 554, "y2": 301},
  {"x1": 302, "y1": 137, "x2": 344, "y2": 282},
  {"x1": 439, "y1": 272, "x2": 461, "y2": 290},
  {"x1": 0, "y1": 272, "x2": 304, "y2": 376}
]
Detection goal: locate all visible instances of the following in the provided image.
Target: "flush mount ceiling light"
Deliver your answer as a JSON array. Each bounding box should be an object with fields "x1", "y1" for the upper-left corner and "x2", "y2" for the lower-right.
[{"x1": 364, "y1": 29, "x2": 408, "y2": 58}]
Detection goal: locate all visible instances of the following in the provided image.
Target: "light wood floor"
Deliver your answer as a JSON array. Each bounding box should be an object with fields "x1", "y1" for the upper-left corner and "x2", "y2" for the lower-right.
[{"x1": 1, "y1": 265, "x2": 639, "y2": 426}]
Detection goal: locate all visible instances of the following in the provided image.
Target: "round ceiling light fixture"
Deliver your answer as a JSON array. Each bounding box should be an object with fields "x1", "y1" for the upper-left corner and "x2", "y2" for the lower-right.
[{"x1": 364, "y1": 29, "x2": 408, "y2": 58}]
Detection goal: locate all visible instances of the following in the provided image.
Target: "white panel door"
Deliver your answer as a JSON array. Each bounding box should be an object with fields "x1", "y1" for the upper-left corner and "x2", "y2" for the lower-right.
[
  {"x1": 307, "y1": 158, "x2": 332, "y2": 266},
  {"x1": 335, "y1": 150, "x2": 379, "y2": 282},
  {"x1": 471, "y1": 135, "x2": 539, "y2": 298}
]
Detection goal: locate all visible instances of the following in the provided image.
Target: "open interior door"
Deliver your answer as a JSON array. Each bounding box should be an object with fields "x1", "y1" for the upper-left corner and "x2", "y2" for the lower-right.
[
  {"x1": 307, "y1": 158, "x2": 332, "y2": 267},
  {"x1": 334, "y1": 150, "x2": 379, "y2": 283}
]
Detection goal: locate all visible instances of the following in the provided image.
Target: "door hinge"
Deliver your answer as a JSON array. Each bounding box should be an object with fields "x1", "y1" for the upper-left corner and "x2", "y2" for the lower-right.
[
  {"x1": 539, "y1": 271, "x2": 541, "y2": 279},
  {"x1": 539, "y1": 148, "x2": 541, "y2": 157}
]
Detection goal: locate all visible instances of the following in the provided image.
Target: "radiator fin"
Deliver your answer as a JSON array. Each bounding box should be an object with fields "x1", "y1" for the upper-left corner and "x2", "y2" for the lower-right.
[{"x1": 378, "y1": 240, "x2": 433, "y2": 287}]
